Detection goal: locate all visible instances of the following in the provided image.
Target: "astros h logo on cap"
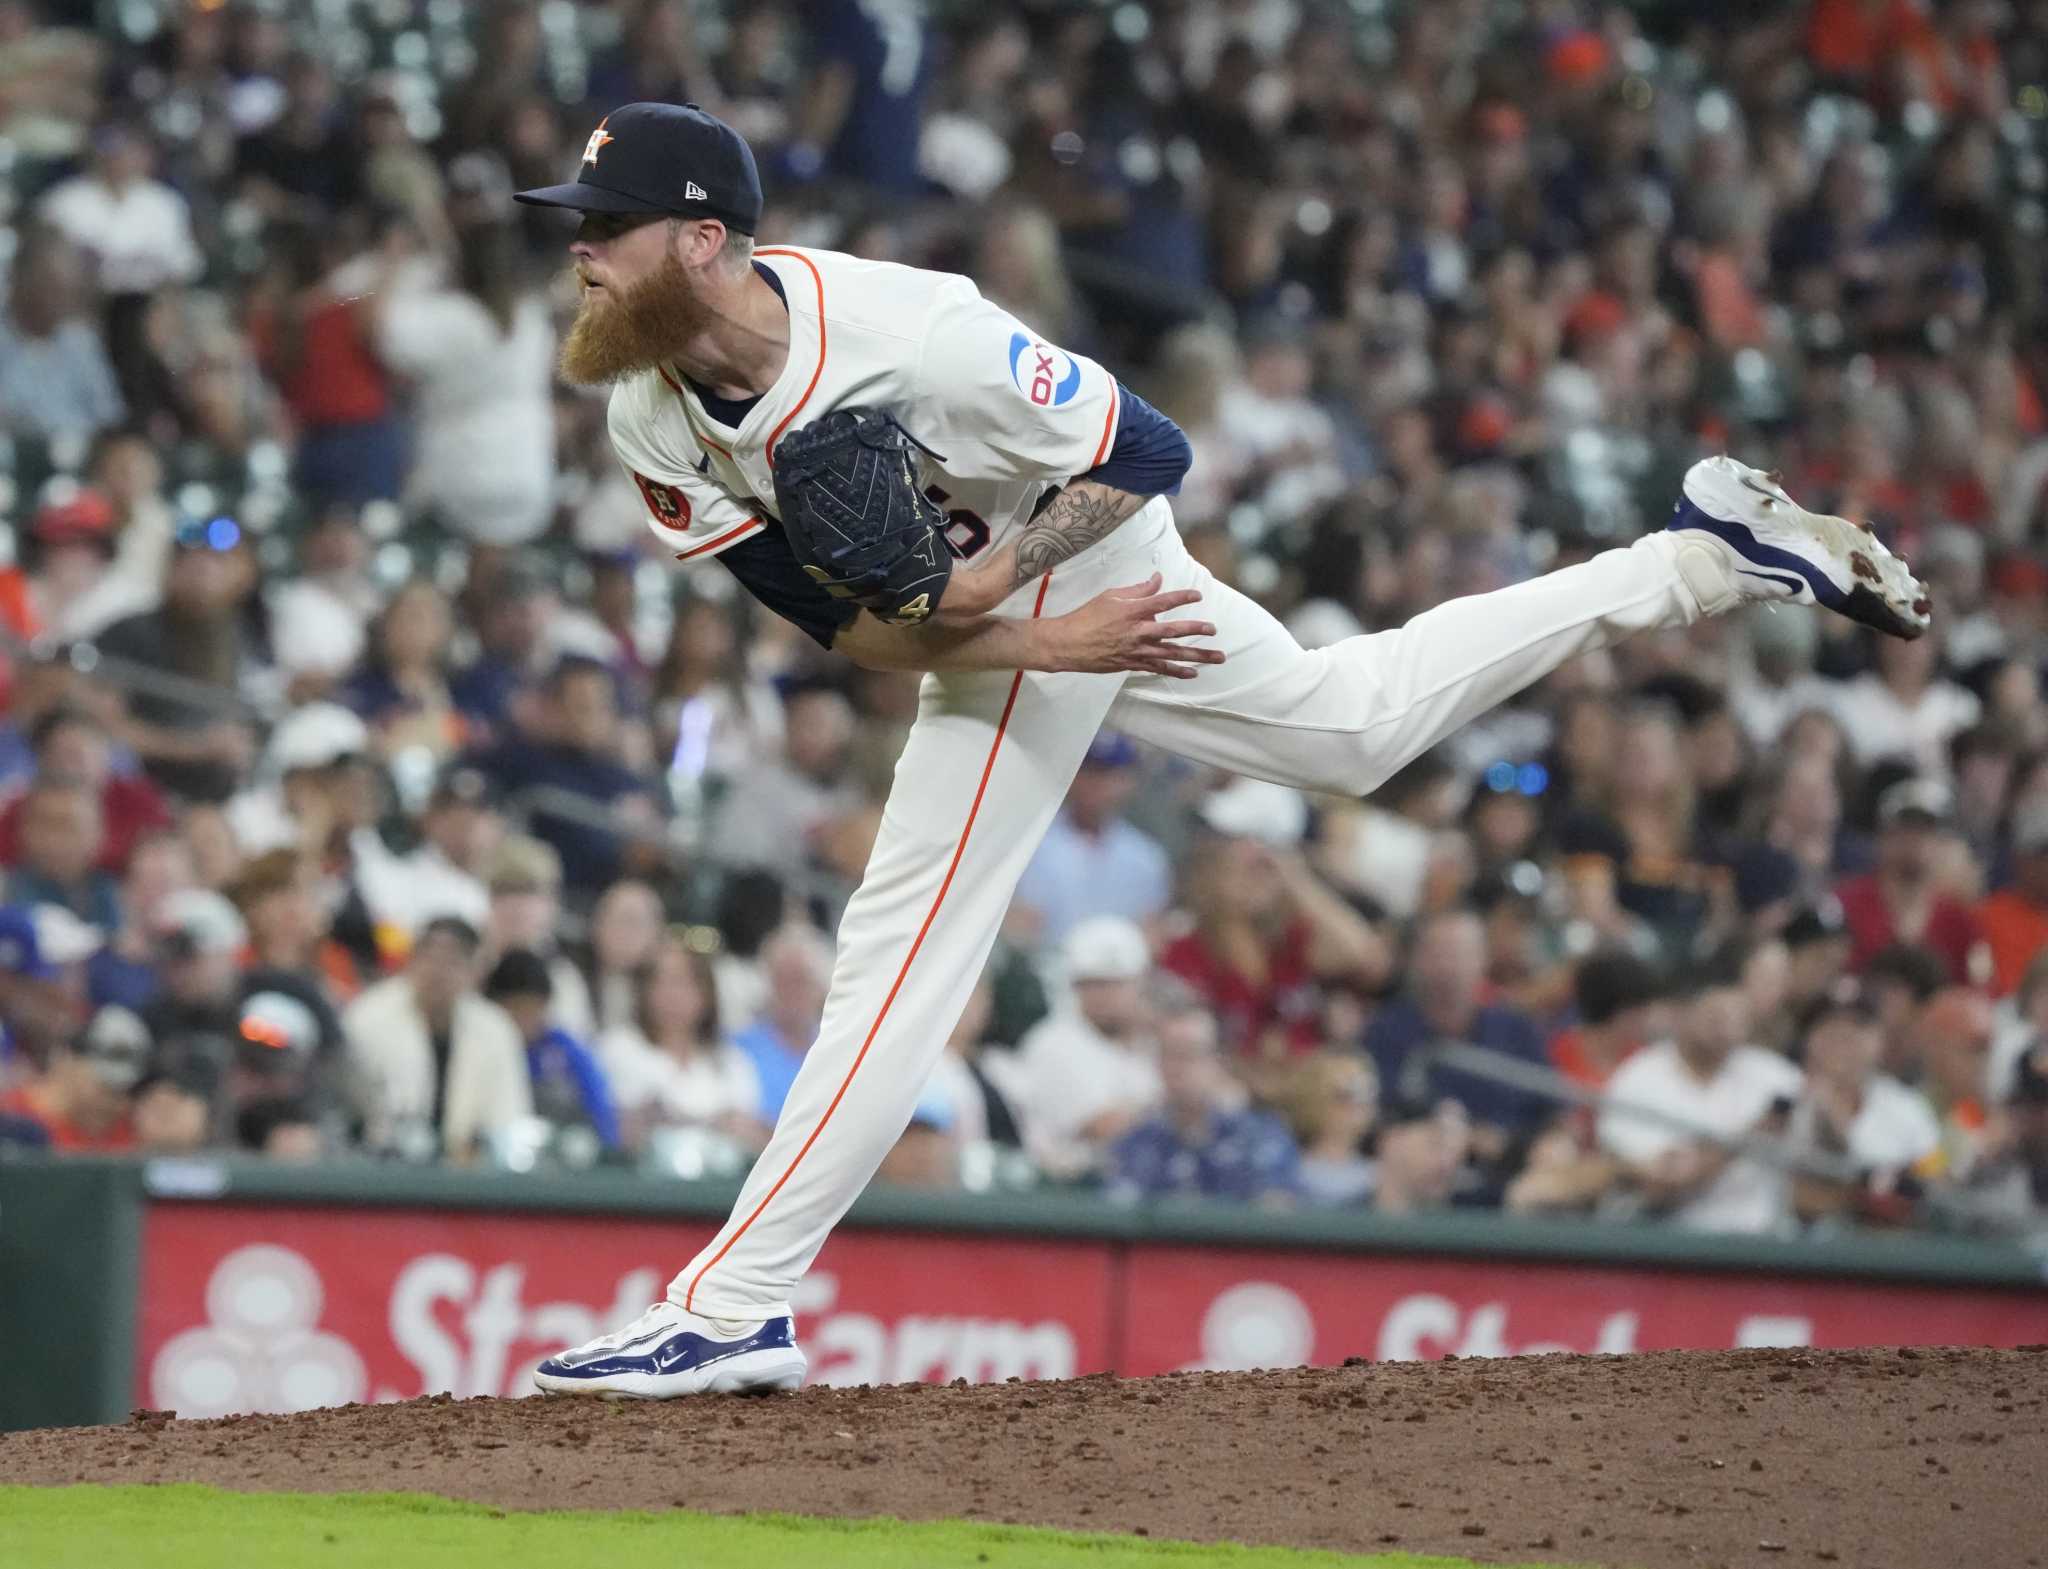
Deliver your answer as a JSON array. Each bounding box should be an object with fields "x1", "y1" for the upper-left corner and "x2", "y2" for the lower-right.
[{"x1": 581, "y1": 117, "x2": 614, "y2": 166}]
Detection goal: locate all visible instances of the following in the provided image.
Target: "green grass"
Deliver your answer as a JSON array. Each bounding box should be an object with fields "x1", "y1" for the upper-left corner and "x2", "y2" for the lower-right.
[{"x1": 0, "y1": 1484, "x2": 1557, "y2": 1569}]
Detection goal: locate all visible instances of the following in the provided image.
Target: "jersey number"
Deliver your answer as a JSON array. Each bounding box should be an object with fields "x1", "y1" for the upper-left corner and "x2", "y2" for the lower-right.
[
  {"x1": 633, "y1": 472, "x2": 693, "y2": 534},
  {"x1": 925, "y1": 485, "x2": 990, "y2": 561}
]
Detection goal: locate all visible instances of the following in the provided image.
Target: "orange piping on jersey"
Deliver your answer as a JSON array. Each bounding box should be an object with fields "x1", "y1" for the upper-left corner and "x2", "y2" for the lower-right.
[
  {"x1": 673, "y1": 519, "x2": 763, "y2": 561},
  {"x1": 756, "y1": 247, "x2": 826, "y2": 466},
  {"x1": 683, "y1": 571, "x2": 1055, "y2": 1313},
  {"x1": 1089, "y1": 376, "x2": 1120, "y2": 468},
  {"x1": 656, "y1": 364, "x2": 734, "y2": 458}
]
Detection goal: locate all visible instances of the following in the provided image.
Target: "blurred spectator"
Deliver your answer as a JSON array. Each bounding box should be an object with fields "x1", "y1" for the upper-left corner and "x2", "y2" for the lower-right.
[
  {"x1": 1915, "y1": 985, "x2": 2004, "y2": 1184},
  {"x1": 354, "y1": 762, "x2": 497, "y2": 942},
  {"x1": 0, "y1": 902, "x2": 100, "y2": 1066},
  {"x1": 1781, "y1": 901, "x2": 1857, "y2": 1028},
  {"x1": 88, "y1": 830, "x2": 195, "y2": 1011},
  {"x1": 483, "y1": 834, "x2": 594, "y2": 1038},
  {"x1": 449, "y1": 556, "x2": 557, "y2": 738},
  {"x1": 235, "y1": 1094, "x2": 325, "y2": 1160},
  {"x1": 649, "y1": 598, "x2": 785, "y2": 786},
  {"x1": 224, "y1": 848, "x2": 358, "y2": 1004},
  {"x1": 1830, "y1": 631, "x2": 1981, "y2": 778},
  {"x1": 1373, "y1": 1111, "x2": 1476, "y2": 1216},
  {"x1": 1554, "y1": 703, "x2": 1721, "y2": 962},
  {"x1": 1784, "y1": 987, "x2": 1940, "y2": 1226},
  {"x1": 368, "y1": 219, "x2": 554, "y2": 547},
  {"x1": 598, "y1": 931, "x2": 761, "y2": 1150},
  {"x1": 0, "y1": 489, "x2": 138, "y2": 643},
  {"x1": 1865, "y1": 942, "x2": 1954, "y2": 1080},
  {"x1": 0, "y1": 226, "x2": 124, "y2": 443},
  {"x1": 343, "y1": 914, "x2": 532, "y2": 1161},
  {"x1": 0, "y1": 1001, "x2": 149, "y2": 1151},
  {"x1": 1836, "y1": 778, "x2": 1988, "y2": 984},
  {"x1": 922, "y1": 972, "x2": 1025, "y2": 1153},
  {"x1": 1278, "y1": 1051, "x2": 1379, "y2": 1206},
  {"x1": 1011, "y1": 733, "x2": 1172, "y2": 948},
  {"x1": 1548, "y1": 950, "x2": 1670, "y2": 1092},
  {"x1": 95, "y1": 520, "x2": 266, "y2": 803},
  {"x1": 1975, "y1": 798, "x2": 2048, "y2": 998},
  {"x1": 3, "y1": 775, "x2": 118, "y2": 926},
  {"x1": 471, "y1": 656, "x2": 657, "y2": 896},
  {"x1": 704, "y1": 682, "x2": 862, "y2": 883},
  {"x1": 729, "y1": 924, "x2": 833, "y2": 1124},
  {"x1": 0, "y1": 708, "x2": 169, "y2": 878},
  {"x1": 130, "y1": 1059, "x2": 218, "y2": 1154},
  {"x1": 581, "y1": 878, "x2": 664, "y2": 1037},
  {"x1": 1598, "y1": 943, "x2": 1803, "y2": 1235},
  {"x1": 1162, "y1": 829, "x2": 1386, "y2": 1064},
  {"x1": 248, "y1": 222, "x2": 407, "y2": 509},
  {"x1": 339, "y1": 582, "x2": 464, "y2": 759},
  {"x1": 1106, "y1": 1003, "x2": 1301, "y2": 1205},
  {"x1": 482, "y1": 947, "x2": 620, "y2": 1153},
  {"x1": 1365, "y1": 907, "x2": 1551, "y2": 1147},
  {"x1": 36, "y1": 121, "x2": 202, "y2": 296},
  {"x1": 996, "y1": 916, "x2": 1161, "y2": 1182}
]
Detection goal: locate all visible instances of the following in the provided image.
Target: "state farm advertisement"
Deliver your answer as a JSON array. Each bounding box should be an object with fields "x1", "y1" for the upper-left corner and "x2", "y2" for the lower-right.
[{"x1": 135, "y1": 1203, "x2": 2048, "y2": 1418}]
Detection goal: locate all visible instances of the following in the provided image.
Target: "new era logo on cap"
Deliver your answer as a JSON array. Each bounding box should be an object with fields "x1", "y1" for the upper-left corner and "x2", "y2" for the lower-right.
[{"x1": 685, "y1": 181, "x2": 707, "y2": 201}]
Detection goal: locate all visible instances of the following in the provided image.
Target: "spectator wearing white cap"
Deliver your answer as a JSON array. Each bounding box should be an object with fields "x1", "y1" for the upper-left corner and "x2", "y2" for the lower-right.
[
  {"x1": 989, "y1": 916, "x2": 1163, "y2": 1182},
  {"x1": 1011, "y1": 732, "x2": 1172, "y2": 950},
  {"x1": 141, "y1": 887, "x2": 247, "y2": 1046},
  {"x1": 0, "y1": 903, "x2": 102, "y2": 1074}
]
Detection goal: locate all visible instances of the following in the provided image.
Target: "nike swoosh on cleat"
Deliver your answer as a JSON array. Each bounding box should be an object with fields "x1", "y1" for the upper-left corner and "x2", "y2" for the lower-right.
[
  {"x1": 1737, "y1": 567, "x2": 1806, "y2": 595},
  {"x1": 1738, "y1": 474, "x2": 1789, "y2": 506}
]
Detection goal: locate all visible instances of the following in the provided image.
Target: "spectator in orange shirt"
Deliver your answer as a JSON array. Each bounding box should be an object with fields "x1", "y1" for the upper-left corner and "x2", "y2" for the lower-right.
[
  {"x1": 1914, "y1": 985, "x2": 2005, "y2": 1182},
  {"x1": 0, "y1": 1002, "x2": 149, "y2": 1151},
  {"x1": 1975, "y1": 799, "x2": 2048, "y2": 998},
  {"x1": 1548, "y1": 950, "x2": 1670, "y2": 1091},
  {"x1": 227, "y1": 847, "x2": 363, "y2": 1006}
]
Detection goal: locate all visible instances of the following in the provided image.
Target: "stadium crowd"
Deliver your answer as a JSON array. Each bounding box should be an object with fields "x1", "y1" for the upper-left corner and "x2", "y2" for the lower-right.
[{"x1": 0, "y1": 0, "x2": 2046, "y2": 1241}]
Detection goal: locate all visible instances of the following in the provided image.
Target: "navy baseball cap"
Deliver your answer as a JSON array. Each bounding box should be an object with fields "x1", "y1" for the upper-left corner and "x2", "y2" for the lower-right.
[{"x1": 514, "y1": 102, "x2": 762, "y2": 235}]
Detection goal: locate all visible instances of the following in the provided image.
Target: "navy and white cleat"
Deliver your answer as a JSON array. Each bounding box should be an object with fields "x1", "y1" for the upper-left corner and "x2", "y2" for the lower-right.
[
  {"x1": 1665, "y1": 455, "x2": 1932, "y2": 640},
  {"x1": 533, "y1": 1301, "x2": 807, "y2": 1399}
]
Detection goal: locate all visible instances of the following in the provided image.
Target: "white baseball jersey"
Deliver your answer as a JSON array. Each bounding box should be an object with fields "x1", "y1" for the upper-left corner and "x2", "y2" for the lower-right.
[
  {"x1": 605, "y1": 245, "x2": 1122, "y2": 570},
  {"x1": 626, "y1": 252, "x2": 1716, "y2": 1329}
]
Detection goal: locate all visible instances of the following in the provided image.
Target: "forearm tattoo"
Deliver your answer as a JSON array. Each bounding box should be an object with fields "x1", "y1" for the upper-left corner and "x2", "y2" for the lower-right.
[{"x1": 1011, "y1": 482, "x2": 1147, "y2": 585}]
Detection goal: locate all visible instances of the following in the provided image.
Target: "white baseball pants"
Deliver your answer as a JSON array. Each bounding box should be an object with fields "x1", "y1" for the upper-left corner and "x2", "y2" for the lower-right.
[{"x1": 670, "y1": 500, "x2": 1710, "y2": 1318}]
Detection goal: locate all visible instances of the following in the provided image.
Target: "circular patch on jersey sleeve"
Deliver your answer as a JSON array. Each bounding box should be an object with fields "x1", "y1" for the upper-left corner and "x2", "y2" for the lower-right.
[
  {"x1": 632, "y1": 472, "x2": 694, "y2": 533},
  {"x1": 1007, "y1": 331, "x2": 1083, "y2": 408}
]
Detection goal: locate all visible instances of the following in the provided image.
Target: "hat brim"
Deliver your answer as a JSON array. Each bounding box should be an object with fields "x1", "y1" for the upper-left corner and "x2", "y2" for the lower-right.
[{"x1": 513, "y1": 180, "x2": 674, "y2": 215}]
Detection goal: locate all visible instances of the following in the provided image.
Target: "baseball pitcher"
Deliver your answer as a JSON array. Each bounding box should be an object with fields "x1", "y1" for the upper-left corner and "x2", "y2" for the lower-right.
[{"x1": 513, "y1": 104, "x2": 1930, "y2": 1397}]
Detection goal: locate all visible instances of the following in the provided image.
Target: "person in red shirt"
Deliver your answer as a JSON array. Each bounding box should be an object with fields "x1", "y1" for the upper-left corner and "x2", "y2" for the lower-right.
[
  {"x1": 1835, "y1": 778, "x2": 1988, "y2": 985},
  {"x1": 0, "y1": 1003, "x2": 148, "y2": 1152},
  {"x1": 1976, "y1": 799, "x2": 2048, "y2": 998},
  {"x1": 0, "y1": 707, "x2": 172, "y2": 875},
  {"x1": 1159, "y1": 830, "x2": 1387, "y2": 1067}
]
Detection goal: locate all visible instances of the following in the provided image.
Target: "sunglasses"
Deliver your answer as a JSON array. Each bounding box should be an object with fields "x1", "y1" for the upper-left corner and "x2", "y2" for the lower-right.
[{"x1": 175, "y1": 516, "x2": 243, "y2": 553}]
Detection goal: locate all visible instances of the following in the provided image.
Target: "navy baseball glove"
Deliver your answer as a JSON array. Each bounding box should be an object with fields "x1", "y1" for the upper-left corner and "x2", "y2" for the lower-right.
[{"x1": 771, "y1": 407, "x2": 953, "y2": 626}]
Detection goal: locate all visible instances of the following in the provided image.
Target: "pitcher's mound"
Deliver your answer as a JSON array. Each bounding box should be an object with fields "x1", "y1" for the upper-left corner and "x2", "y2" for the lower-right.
[{"x1": 6, "y1": 1346, "x2": 2044, "y2": 1567}]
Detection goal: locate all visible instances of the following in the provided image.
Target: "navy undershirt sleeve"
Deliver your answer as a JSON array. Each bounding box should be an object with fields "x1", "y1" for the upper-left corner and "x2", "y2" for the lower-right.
[
  {"x1": 717, "y1": 527, "x2": 862, "y2": 650},
  {"x1": 1078, "y1": 382, "x2": 1192, "y2": 497}
]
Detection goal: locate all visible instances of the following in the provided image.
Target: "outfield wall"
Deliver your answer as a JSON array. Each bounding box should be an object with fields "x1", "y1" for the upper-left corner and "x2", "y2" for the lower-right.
[{"x1": 3, "y1": 1158, "x2": 2045, "y2": 1431}]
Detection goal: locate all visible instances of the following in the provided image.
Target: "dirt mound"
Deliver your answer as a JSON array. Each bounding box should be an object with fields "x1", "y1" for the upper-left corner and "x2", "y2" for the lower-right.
[{"x1": 6, "y1": 1346, "x2": 2045, "y2": 1567}]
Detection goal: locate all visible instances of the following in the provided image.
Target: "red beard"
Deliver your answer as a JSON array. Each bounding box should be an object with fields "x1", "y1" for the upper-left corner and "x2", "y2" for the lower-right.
[{"x1": 558, "y1": 253, "x2": 709, "y2": 385}]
